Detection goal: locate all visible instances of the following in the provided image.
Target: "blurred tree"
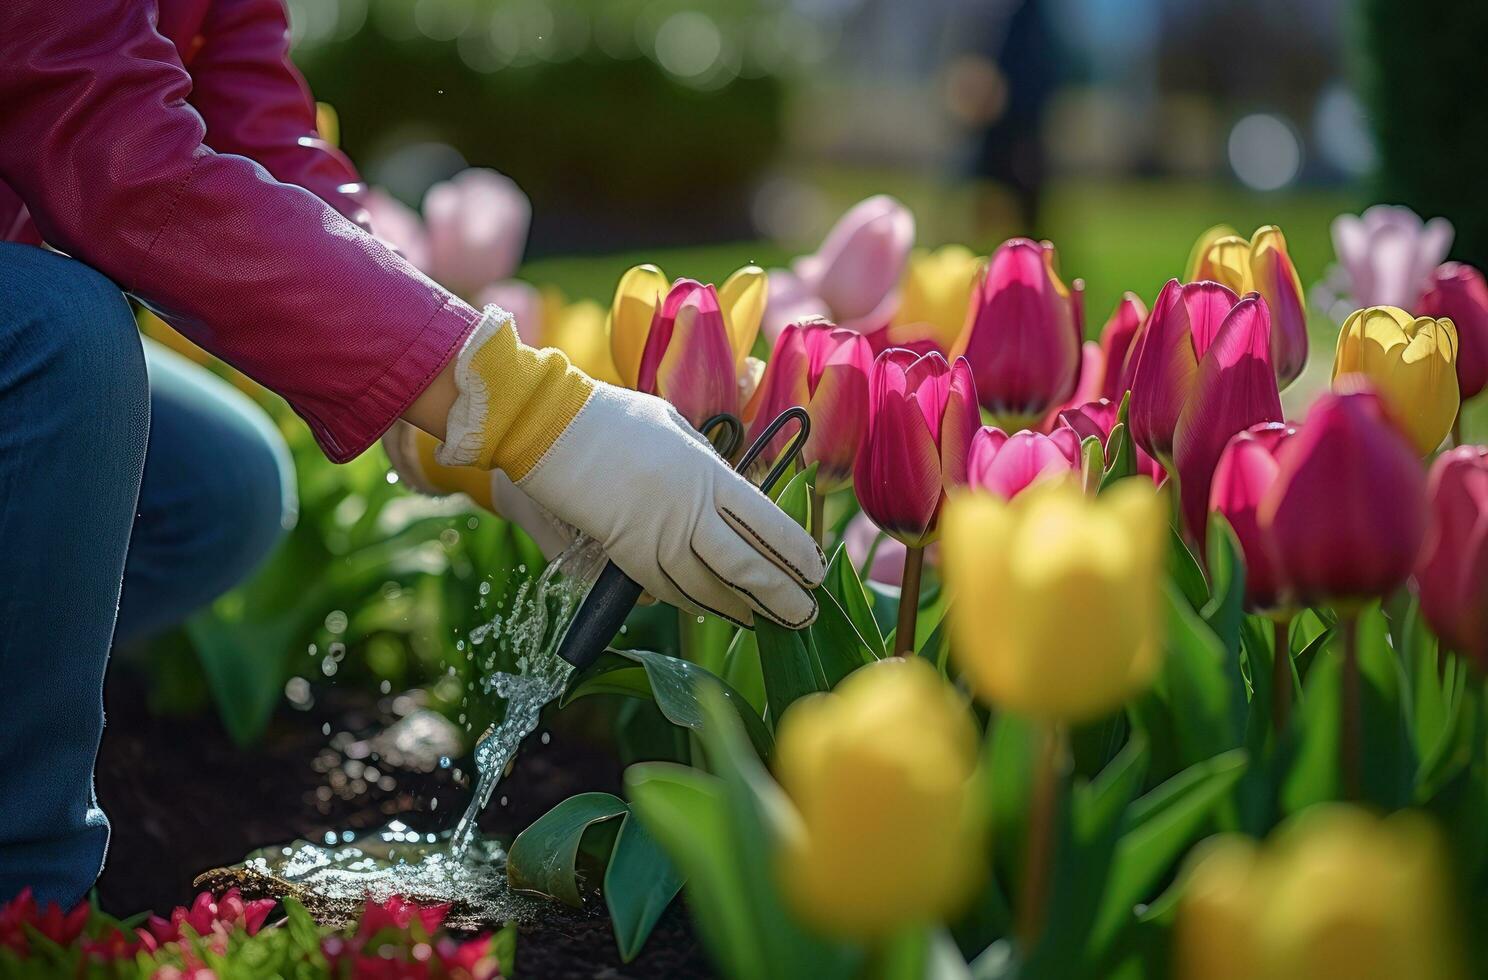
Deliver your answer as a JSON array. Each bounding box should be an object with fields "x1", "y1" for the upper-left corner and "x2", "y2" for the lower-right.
[{"x1": 1360, "y1": 0, "x2": 1488, "y2": 270}]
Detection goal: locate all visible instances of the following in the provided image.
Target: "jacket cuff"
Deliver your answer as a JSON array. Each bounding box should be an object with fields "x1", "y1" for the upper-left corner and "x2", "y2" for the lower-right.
[{"x1": 307, "y1": 296, "x2": 481, "y2": 463}]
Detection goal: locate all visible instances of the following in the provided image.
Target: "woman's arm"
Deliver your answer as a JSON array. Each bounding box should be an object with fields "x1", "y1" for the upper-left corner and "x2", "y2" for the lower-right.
[
  {"x1": 0, "y1": 0, "x2": 476, "y2": 460},
  {"x1": 185, "y1": 0, "x2": 370, "y2": 229}
]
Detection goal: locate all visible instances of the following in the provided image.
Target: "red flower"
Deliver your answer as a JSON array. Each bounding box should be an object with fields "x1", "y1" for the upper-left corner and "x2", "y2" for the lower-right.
[
  {"x1": 0, "y1": 887, "x2": 90, "y2": 955},
  {"x1": 141, "y1": 889, "x2": 275, "y2": 949},
  {"x1": 82, "y1": 925, "x2": 144, "y2": 963},
  {"x1": 356, "y1": 896, "x2": 450, "y2": 941}
]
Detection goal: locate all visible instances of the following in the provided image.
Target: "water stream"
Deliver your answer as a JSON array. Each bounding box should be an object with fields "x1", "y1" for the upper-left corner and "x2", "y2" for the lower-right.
[{"x1": 205, "y1": 536, "x2": 606, "y2": 923}]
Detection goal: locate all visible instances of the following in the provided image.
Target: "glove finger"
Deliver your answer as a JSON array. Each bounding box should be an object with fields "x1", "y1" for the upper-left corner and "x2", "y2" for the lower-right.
[
  {"x1": 714, "y1": 473, "x2": 828, "y2": 590},
  {"x1": 692, "y1": 513, "x2": 817, "y2": 630},
  {"x1": 656, "y1": 544, "x2": 756, "y2": 630}
]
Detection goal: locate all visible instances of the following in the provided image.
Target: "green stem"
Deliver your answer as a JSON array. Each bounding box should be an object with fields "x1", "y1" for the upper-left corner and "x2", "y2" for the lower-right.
[
  {"x1": 1340, "y1": 612, "x2": 1362, "y2": 801},
  {"x1": 809, "y1": 484, "x2": 825, "y2": 551},
  {"x1": 1272, "y1": 616, "x2": 1293, "y2": 736},
  {"x1": 894, "y1": 546, "x2": 925, "y2": 657},
  {"x1": 1018, "y1": 723, "x2": 1063, "y2": 952}
]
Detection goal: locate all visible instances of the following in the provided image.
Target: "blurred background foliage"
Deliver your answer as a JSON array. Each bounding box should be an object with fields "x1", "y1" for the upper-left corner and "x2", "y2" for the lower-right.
[{"x1": 131, "y1": 0, "x2": 1488, "y2": 747}]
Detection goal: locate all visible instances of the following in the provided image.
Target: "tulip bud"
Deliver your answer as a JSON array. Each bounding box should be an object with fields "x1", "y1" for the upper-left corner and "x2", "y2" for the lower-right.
[
  {"x1": 775, "y1": 658, "x2": 982, "y2": 938},
  {"x1": 966, "y1": 427, "x2": 1081, "y2": 500},
  {"x1": 1414, "y1": 446, "x2": 1488, "y2": 667},
  {"x1": 1259, "y1": 389, "x2": 1427, "y2": 604},
  {"x1": 764, "y1": 195, "x2": 915, "y2": 340},
  {"x1": 1056, "y1": 399, "x2": 1165, "y2": 484},
  {"x1": 1419, "y1": 262, "x2": 1488, "y2": 401},
  {"x1": 607, "y1": 265, "x2": 766, "y2": 428},
  {"x1": 941, "y1": 478, "x2": 1166, "y2": 721},
  {"x1": 745, "y1": 322, "x2": 872, "y2": 492},
  {"x1": 1127, "y1": 279, "x2": 1240, "y2": 462},
  {"x1": 1332, "y1": 306, "x2": 1459, "y2": 455},
  {"x1": 1176, "y1": 806, "x2": 1464, "y2": 980},
  {"x1": 1186, "y1": 225, "x2": 1309, "y2": 388},
  {"x1": 1172, "y1": 294, "x2": 1284, "y2": 543},
  {"x1": 853, "y1": 349, "x2": 979, "y2": 547},
  {"x1": 1097, "y1": 292, "x2": 1147, "y2": 400},
  {"x1": 1209, "y1": 423, "x2": 1297, "y2": 611},
  {"x1": 887, "y1": 245, "x2": 984, "y2": 352},
  {"x1": 952, "y1": 239, "x2": 1083, "y2": 430},
  {"x1": 422, "y1": 168, "x2": 531, "y2": 299},
  {"x1": 1330, "y1": 205, "x2": 1454, "y2": 310}
]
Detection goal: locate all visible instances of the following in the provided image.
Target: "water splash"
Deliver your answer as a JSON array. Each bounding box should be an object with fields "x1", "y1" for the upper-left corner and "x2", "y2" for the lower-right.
[{"x1": 449, "y1": 536, "x2": 604, "y2": 857}]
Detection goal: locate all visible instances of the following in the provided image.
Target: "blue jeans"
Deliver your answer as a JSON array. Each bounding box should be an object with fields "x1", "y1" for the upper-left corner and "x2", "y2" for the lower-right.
[{"x1": 0, "y1": 243, "x2": 296, "y2": 906}]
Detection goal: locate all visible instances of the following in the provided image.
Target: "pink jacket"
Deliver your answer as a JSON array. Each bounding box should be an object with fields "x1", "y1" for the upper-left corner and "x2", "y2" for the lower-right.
[{"x1": 0, "y1": 0, "x2": 480, "y2": 461}]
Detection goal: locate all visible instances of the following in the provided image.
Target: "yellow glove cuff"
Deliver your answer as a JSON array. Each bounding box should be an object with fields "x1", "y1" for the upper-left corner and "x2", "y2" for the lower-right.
[{"x1": 437, "y1": 306, "x2": 596, "y2": 480}]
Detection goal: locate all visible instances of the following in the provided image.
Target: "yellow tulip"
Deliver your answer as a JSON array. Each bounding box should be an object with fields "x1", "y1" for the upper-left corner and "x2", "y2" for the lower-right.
[
  {"x1": 940, "y1": 477, "x2": 1166, "y2": 721},
  {"x1": 315, "y1": 102, "x2": 339, "y2": 147},
  {"x1": 1175, "y1": 806, "x2": 1464, "y2": 980},
  {"x1": 774, "y1": 658, "x2": 983, "y2": 938},
  {"x1": 538, "y1": 289, "x2": 621, "y2": 385},
  {"x1": 887, "y1": 245, "x2": 985, "y2": 351},
  {"x1": 1332, "y1": 305, "x2": 1459, "y2": 454},
  {"x1": 1186, "y1": 224, "x2": 1310, "y2": 386}
]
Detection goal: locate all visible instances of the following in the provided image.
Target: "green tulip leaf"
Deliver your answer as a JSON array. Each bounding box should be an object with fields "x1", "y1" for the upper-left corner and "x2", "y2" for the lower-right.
[
  {"x1": 1099, "y1": 392, "x2": 1138, "y2": 490},
  {"x1": 757, "y1": 617, "x2": 828, "y2": 725},
  {"x1": 825, "y1": 544, "x2": 887, "y2": 659},
  {"x1": 563, "y1": 649, "x2": 774, "y2": 758},
  {"x1": 507, "y1": 792, "x2": 630, "y2": 907},
  {"x1": 1200, "y1": 515, "x2": 1246, "y2": 662},
  {"x1": 605, "y1": 811, "x2": 686, "y2": 962},
  {"x1": 1167, "y1": 527, "x2": 1210, "y2": 613}
]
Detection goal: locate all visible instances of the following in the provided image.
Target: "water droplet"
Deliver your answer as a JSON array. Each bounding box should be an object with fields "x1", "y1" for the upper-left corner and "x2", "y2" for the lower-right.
[
  {"x1": 540, "y1": 732, "x2": 551, "y2": 745},
  {"x1": 322, "y1": 722, "x2": 332, "y2": 736},
  {"x1": 386, "y1": 471, "x2": 399, "y2": 484},
  {"x1": 324, "y1": 610, "x2": 348, "y2": 633},
  {"x1": 478, "y1": 581, "x2": 491, "y2": 596},
  {"x1": 379, "y1": 679, "x2": 392, "y2": 694}
]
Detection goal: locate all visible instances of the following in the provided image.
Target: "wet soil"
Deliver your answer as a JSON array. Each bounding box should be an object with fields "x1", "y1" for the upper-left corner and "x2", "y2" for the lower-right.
[{"x1": 93, "y1": 672, "x2": 714, "y2": 979}]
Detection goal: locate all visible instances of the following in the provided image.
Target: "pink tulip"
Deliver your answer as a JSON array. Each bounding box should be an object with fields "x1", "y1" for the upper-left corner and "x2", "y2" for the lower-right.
[
  {"x1": 1098, "y1": 292, "x2": 1147, "y2": 400},
  {"x1": 422, "y1": 168, "x2": 531, "y2": 299},
  {"x1": 637, "y1": 280, "x2": 741, "y2": 427},
  {"x1": 1173, "y1": 294, "x2": 1285, "y2": 543},
  {"x1": 1414, "y1": 446, "x2": 1488, "y2": 668},
  {"x1": 853, "y1": 349, "x2": 979, "y2": 547},
  {"x1": 1209, "y1": 422, "x2": 1298, "y2": 611},
  {"x1": 763, "y1": 195, "x2": 915, "y2": 340},
  {"x1": 475, "y1": 279, "x2": 544, "y2": 346},
  {"x1": 745, "y1": 321, "x2": 873, "y2": 491},
  {"x1": 842, "y1": 511, "x2": 940, "y2": 586},
  {"x1": 966, "y1": 427, "x2": 1081, "y2": 499},
  {"x1": 1419, "y1": 262, "x2": 1488, "y2": 401},
  {"x1": 1127, "y1": 278, "x2": 1240, "y2": 462},
  {"x1": 363, "y1": 189, "x2": 431, "y2": 273},
  {"x1": 953, "y1": 238, "x2": 1083, "y2": 428},
  {"x1": 1329, "y1": 205, "x2": 1453, "y2": 311},
  {"x1": 1056, "y1": 398, "x2": 1165, "y2": 484},
  {"x1": 1259, "y1": 387, "x2": 1427, "y2": 604}
]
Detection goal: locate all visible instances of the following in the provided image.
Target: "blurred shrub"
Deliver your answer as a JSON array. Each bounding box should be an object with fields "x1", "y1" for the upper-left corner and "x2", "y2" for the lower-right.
[
  {"x1": 1360, "y1": 0, "x2": 1488, "y2": 270},
  {"x1": 294, "y1": 0, "x2": 788, "y2": 251}
]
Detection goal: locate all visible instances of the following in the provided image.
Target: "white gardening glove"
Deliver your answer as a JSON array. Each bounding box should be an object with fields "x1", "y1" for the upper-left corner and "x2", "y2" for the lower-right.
[{"x1": 436, "y1": 307, "x2": 825, "y2": 629}]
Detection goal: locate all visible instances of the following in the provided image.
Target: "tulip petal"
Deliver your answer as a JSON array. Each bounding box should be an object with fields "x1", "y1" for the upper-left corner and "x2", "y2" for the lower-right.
[
  {"x1": 1185, "y1": 281, "x2": 1243, "y2": 358},
  {"x1": 855, "y1": 379, "x2": 943, "y2": 546},
  {"x1": 941, "y1": 356, "x2": 981, "y2": 486},
  {"x1": 1098, "y1": 292, "x2": 1148, "y2": 399},
  {"x1": 1185, "y1": 223, "x2": 1239, "y2": 283},
  {"x1": 744, "y1": 323, "x2": 812, "y2": 441},
  {"x1": 719, "y1": 265, "x2": 767, "y2": 369},
  {"x1": 1208, "y1": 423, "x2": 1294, "y2": 610},
  {"x1": 1250, "y1": 228, "x2": 1309, "y2": 388},
  {"x1": 609, "y1": 264, "x2": 669, "y2": 388},
  {"x1": 649, "y1": 283, "x2": 739, "y2": 426},
  {"x1": 1128, "y1": 279, "x2": 1197, "y2": 461},
  {"x1": 1174, "y1": 295, "x2": 1284, "y2": 544},
  {"x1": 968, "y1": 427, "x2": 1080, "y2": 499},
  {"x1": 1420, "y1": 263, "x2": 1488, "y2": 400},
  {"x1": 805, "y1": 195, "x2": 916, "y2": 322}
]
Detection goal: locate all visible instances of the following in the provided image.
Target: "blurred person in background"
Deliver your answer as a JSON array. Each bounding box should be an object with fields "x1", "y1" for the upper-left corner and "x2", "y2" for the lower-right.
[{"x1": 0, "y1": 0, "x2": 820, "y2": 907}]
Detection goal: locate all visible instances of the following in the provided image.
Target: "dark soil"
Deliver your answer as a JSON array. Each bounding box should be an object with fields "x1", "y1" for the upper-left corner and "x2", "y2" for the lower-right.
[{"x1": 93, "y1": 672, "x2": 715, "y2": 979}]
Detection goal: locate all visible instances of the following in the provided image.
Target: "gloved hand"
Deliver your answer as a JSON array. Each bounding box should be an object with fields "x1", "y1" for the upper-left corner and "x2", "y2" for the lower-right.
[{"x1": 429, "y1": 306, "x2": 824, "y2": 629}]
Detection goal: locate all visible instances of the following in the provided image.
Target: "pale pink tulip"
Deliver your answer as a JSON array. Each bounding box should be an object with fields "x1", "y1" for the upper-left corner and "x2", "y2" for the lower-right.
[{"x1": 423, "y1": 168, "x2": 531, "y2": 299}]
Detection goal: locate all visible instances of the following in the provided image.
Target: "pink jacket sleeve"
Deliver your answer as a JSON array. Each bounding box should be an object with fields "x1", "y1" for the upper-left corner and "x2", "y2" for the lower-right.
[
  {"x1": 185, "y1": 0, "x2": 371, "y2": 230},
  {"x1": 0, "y1": 1, "x2": 479, "y2": 461}
]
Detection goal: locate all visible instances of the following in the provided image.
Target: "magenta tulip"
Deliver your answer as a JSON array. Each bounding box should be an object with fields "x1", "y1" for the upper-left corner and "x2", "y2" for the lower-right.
[
  {"x1": 1209, "y1": 423, "x2": 1298, "y2": 611},
  {"x1": 1098, "y1": 292, "x2": 1148, "y2": 399},
  {"x1": 1057, "y1": 399, "x2": 1165, "y2": 484},
  {"x1": 966, "y1": 427, "x2": 1081, "y2": 499},
  {"x1": 1172, "y1": 294, "x2": 1285, "y2": 542},
  {"x1": 1419, "y1": 262, "x2": 1488, "y2": 402},
  {"x1": 423, "y1": 168, "x2": 531, "y2": 299},
  {"x1": 952, "y1": 239, "x2": 1083, "y2": 429},
  {"x1": 1127, "y1": 278, "x2": 1241, "y2": 463},
  {"x1": 1259, "y1": 388, "x2": 1427, "y2": 604},
  {"x1": 853, "y1": 349, "x2": 979, "y2": 547},
  {"x1": 637, "y1": 280, "x2": 741, "y2": 427},
  {"x1": 746, "y1": 321, "x2": 872, "y2": 491},
  {"x1": 763, "y1": 195, "x2": 915, "y2": 340},
  {"x1": 1414, "y1": 446, "x2": 1488, "y2": 667}
]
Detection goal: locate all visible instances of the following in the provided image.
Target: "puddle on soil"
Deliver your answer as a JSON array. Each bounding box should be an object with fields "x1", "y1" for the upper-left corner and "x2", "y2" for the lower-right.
[{"x1": 199, "y1": 536, "x2": 606, "y2": 924}]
